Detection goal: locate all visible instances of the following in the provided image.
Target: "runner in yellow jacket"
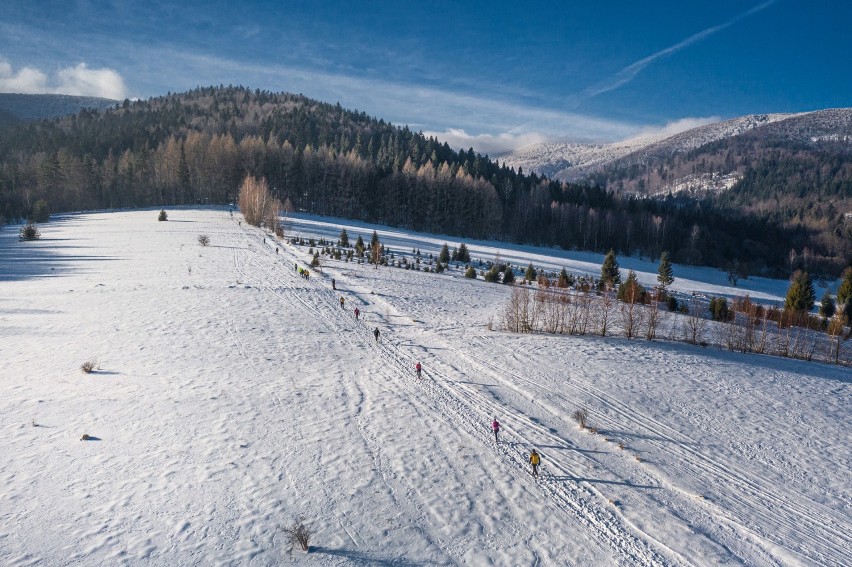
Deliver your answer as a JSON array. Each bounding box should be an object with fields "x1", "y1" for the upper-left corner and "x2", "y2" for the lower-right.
[{"x1": 529, "y1": 449, "x2": 541, "y2": 477}]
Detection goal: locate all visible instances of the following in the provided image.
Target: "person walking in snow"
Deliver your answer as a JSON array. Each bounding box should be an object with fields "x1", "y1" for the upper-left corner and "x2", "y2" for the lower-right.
[
  {"x1": 491, "y1": 418, "x2": 501, "y2": 443},
  {"x1": 340, "y1": 296, "x2": 345, "y2": 308},
  {"x1": 415, "y1": 362, "x2": 422, "y2": 379},
  {"x1": 332, "y1": 278, "x2": 336, "y2": 290},
  {"x1": 373, "y1": 327, "x2": 380, "y2": 342},
  {"x1": 354, "y1": 307, "x2": 360, "y2": 320},
  {"x1": 529, "y1": 449, "x2": 541, "y2": 478}
]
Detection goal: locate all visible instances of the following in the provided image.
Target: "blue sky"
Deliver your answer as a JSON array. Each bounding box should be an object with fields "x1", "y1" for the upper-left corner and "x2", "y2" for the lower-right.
[{"x1": 1, "y1": 1, "x2": 850, "y2": 153}]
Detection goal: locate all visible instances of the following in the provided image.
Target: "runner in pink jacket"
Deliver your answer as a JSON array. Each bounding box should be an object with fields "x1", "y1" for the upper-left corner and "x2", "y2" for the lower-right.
[{"x1": 491, "y1": 418, "x2": 501, "y2": 443}]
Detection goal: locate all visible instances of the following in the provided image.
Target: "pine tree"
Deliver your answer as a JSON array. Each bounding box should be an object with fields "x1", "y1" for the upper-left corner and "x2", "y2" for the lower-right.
[
  {"x1": 339, "y1": 228, "x2": 349, "y2": 247},
  {"x1": 465, "y1": 266, "x2": 476, "y2": 279},
  {"x1": 819, "y1": 290, "x2": 836, "y2": 319},
  {"x1": 600, "y1": 249, "x2": 621, "y2": 289},
  {"x1": 439, "y1": 243, "x2": 450, "y2": 263},
  {"x1": 784, "y1": 270, "x2": 816, "y2": 312},
  {"x1": 657, "y1": 251, "x2": 674, "y2": 291},
  {"x1": 355, "y1": 235, "x2": 365, "y2": 256},
  {"x1": 524, "y1": 263, "x2": 537, "y2": 282}
]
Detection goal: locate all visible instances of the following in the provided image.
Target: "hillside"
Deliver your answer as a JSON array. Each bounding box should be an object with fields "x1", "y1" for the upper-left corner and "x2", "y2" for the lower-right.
[
  {"x1": 0, "y1": 86, "x2": 849, "y2": 277},
  {"x1": 1, "y1": 207, "x2": 849, "y2": 565},
  {"x1": 0, "y1": 93, "x2": 118, "y2": 122}
]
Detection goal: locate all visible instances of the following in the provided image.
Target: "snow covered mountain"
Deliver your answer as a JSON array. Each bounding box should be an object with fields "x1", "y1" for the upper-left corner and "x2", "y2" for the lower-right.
[{"x1": 499, "y1": 109, "x2": 852, "y2": 194}]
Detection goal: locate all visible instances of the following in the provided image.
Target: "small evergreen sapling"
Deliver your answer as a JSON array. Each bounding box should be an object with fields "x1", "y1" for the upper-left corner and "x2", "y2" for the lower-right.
[
  {"x1": 19, "y1": 222, "x2": 40, "y2": 241},
  {"x1": 158, "y1": 209, "x2": 168, "y2": 221}
]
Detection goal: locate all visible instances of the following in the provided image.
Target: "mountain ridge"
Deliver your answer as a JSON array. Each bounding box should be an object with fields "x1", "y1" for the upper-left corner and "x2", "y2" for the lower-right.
[{"x1": 0, "y1": 93, "x2": 119, "y2": 122}]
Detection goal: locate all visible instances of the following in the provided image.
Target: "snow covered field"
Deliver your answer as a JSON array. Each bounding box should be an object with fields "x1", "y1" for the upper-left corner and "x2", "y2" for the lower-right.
[{"x1": 1, "y1": 208, "x2": 849, "y2": 566}]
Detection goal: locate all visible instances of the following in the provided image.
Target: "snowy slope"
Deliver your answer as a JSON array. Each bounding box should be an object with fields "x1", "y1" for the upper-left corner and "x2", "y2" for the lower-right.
[
  {"x1": 1, "y1": 208, "x2": 849, "y2": 566},
  {"x1": 499, "y1": 112, "x2": 804, "y2": 182}
]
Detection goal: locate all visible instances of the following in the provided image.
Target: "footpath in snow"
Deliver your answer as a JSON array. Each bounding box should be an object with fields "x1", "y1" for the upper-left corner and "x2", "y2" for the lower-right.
[{"x1": 1, "y1": 207, "x2": 849, "y2": 566}]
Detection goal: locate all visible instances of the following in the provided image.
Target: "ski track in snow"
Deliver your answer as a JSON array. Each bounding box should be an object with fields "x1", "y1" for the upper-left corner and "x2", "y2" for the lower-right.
[{"x1": 1, "y1": 207, "x2": 849, "y2": 566}]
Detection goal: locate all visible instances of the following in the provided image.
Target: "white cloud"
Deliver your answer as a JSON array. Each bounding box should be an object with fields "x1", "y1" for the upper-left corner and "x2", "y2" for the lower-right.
[
  {"x1": 56, "y1": 63, "x2": 127, "y2": 99},
  {"x1": 0, "y1": 59, "x2": 127, "y2": 99},
  {"x1": 0, "y1": 60, "x2": 49, "y2": 93},
  {"x1": 422, "y1": 128, "x2": 552, "y2": 155}
]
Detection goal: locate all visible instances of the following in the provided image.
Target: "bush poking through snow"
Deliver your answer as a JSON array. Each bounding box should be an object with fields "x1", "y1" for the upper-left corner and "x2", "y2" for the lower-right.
[
  {"x1": 197, "y1": 235, "x2": 210, "y2": 247},
  {"x1": 158, "y1": 209, "x2": 168, "y2": 221},
  {"x1": 80, "y1": 360, "x2": 98, "y2": 373},
  {"x1": 19, "y1": 222, "x2": 40, "y2": 241},
  {"x1": 573, "y1": 409, "x2": 589, "y2": 429},
  {"x1": 283, "y1": 517, "x2": 312, "y2": 552}
]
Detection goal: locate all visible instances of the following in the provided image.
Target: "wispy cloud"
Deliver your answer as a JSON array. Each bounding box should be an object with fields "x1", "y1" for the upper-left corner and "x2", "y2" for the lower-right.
[
  {"x1": 580, "y1": 0, "x2": 776, "y2": 101},
  {"x1": 0, "y1": 59, "x2": 127, "y2": 99}
]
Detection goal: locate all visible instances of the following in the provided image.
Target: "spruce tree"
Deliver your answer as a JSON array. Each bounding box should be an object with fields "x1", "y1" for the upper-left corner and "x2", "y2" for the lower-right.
[
  {"x1": 835, "y1": 267, "x2": 852, "y2": 319},
  {"x1": 355, "y1": 235, "x2": 365, "y2": 256},
  {"x1": 439, "y1": 243, "x2": 450, "y2": 263},
  {"x1": 657, "y1": 251, "x2": 674, "y2": 291},
  {"x1": 819, "y1": 290, "x2": 836, "y2": 319},
  {"x1": 502, "y1": 265, "x2": 515, "y2": 284},
  {"x1": 339, "y1": 228, "x2": 349, "y2": 247},
  {"x1": 557, "y1": 268, "x2": 572, "y2": 288},
  {"x1": 600, "y1": 249, "x2": 621, "y2": 289},
  {"x1": 524, "y1": 263, "x2": 537, "y2": 282},
  {"x1": 617, "y1": 270, "x2": 644, "y2": 302},
  {"x1": 465, "y1": 266, "x2": 476, "y2": 279},
  {"x1": 457, "y1": 243, "x2": 471, "y2": 262},
  {"x1": 784, "y1": 270, "x2": 816, "y2": 312}
]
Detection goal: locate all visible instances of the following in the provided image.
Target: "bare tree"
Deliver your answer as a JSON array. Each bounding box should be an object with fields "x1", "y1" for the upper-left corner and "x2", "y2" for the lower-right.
[
  {"x1": 644, "y1": 289, "x2": 663, "y2": 340},
  {"x1": 683, "y1": 297, "x2": 706, "y2": 345},
  {"x1": 596, "y1": 289, "x2": 617, "y2": 337}
]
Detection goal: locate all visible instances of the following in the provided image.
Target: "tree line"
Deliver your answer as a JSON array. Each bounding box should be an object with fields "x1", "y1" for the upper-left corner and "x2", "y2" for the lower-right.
[{"x1": 0, "y1": 85, "x2": 848, "y2": 277}]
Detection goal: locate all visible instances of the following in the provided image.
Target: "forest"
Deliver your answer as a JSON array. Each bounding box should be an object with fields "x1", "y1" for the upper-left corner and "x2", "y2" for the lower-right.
[{"x1": 0, "y1": 86, "x2": 848, "y2": 277}]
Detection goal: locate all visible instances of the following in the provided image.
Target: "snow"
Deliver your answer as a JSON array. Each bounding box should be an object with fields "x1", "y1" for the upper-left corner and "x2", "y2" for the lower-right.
[
  {"x1": 499, "y1": 112, "x2": 800, "y2": 182},
  {"x1": 1, "y1": 207, "x2": 849, "y2": 566}
]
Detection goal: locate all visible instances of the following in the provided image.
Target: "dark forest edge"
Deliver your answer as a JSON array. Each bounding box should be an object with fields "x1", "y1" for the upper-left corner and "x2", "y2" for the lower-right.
[{"x1": 0, "y1": 85, "x2": 849, "y2": 278}]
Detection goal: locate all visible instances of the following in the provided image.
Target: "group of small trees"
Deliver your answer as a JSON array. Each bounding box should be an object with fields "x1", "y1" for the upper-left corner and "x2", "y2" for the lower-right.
[{"x1": 498, "y1": 248, "x2": 850, "y2": 364}]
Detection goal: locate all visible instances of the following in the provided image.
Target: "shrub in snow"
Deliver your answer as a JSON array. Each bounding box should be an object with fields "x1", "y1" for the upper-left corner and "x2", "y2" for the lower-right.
[
  {"x1": 19, "y1": 222, "x2": 40, "y2": 241},
  {"x1": 197, "y1": 235, "x2": 210, "y2": 247},
  {"x1": 465, "y1": 266, "x2": 476, "y2": 279},
  {"x1": 158, "y1": 209, "x2": 168, "y2": 221},
  {"x1": 284, "y1": 517, "x2": 312, "y2": 552},
  {"x1": 573, "y1": 409, "x2": 589, "y2": 429},
  {"x1": 80, "y1": 360, "x2": 98, "y2": 373}
]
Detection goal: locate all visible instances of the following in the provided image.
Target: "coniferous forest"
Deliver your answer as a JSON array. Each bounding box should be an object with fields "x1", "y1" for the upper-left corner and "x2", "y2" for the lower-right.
[{"x1": 0, "y1": 86, "x2": 849, "y2": 277}]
